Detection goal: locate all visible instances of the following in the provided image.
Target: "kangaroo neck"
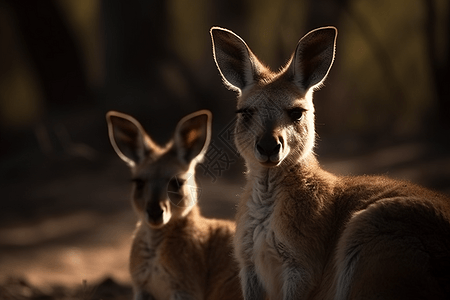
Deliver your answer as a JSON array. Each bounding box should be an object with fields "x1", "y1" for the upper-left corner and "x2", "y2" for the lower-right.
[
  {"x1": 247, "y1": 153, "x2": 321, "y2": 181},
  {"x1": 246, "y1": 154, "x2": 335, "y2": 211}
]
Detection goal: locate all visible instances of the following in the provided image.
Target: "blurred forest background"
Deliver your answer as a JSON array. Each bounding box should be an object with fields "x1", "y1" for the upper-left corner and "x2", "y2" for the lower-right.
[{"x1": 0, "y1": 0, "x2": 449, "y2": 298}]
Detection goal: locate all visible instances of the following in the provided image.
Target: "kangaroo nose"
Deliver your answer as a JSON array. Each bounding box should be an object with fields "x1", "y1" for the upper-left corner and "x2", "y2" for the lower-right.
[
  {"x1": 146, "y1": 206, "x2": 163, "y2": 222},
  {"x1": 256, "y1": 142, "x2": 281, "y2": 157},
  {"x1": 256, "y1": 135, "x2": 282, "y2": 158}
]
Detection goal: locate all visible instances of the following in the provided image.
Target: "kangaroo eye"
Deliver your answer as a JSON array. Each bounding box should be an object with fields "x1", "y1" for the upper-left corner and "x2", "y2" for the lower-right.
[
  {"x1": 132, "y1": 178, "x2": 145, "y2": 190},
  {"x1": 288, "y1": 108, "x2": 305, "y2": 122},
  {"x1": 168, "y1": 177, "x2": 185, "y2": 193},
  {"x1": 167, "y1": 177, "x2": 186, "y2": 205},
  {"x1": 236, "y1": 108, "x2": 254, "y2": 122}
]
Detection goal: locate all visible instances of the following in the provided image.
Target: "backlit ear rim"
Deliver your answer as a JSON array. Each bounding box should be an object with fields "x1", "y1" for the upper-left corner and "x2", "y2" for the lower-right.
[
  {"x1": 174, "y1": 110, "x2": 212, "y2": 164},
  {"x1": 211, "y1": 27, "x2": 264, "y2": 93},
  {"x1": 106, "y1": 111, "x2": 152, "y2": 167},
  {"x1": 290, "y1": 26, "x2": 337, "y2": 91}
]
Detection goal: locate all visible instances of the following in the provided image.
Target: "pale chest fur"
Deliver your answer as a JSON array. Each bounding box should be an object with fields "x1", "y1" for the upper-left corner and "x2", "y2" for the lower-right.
[
  {"x1": 236, "y1": 173, "x2": 287, "y2": 298},
  {"x1": 235, "y1": 169, "x2": 328, "y2": 299},
  {"x1": 130, "y1": 226, "x2": 172, "y2": 300}
]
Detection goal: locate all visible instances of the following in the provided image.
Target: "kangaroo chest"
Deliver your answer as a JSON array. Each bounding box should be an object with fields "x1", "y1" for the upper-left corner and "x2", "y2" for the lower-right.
[
  {"x1": 246, "y1": 182, "x2": 285, "y2": 297},
  {"x1": 148, "y1": 247, "x2": 172, "y2": 299},
  {"x1": 132, "y1": 230, "x2": 172, "y2": 300},
  {"x1": 243, "y1": 177, "x2": 322, "y2": 299}
]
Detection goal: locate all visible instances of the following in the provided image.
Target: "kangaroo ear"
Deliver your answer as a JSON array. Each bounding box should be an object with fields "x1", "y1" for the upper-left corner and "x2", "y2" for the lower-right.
[
  {"x1": 106, "y1": 111, "x2": 156, "y2": 167},
  {"x1": 210, "y1": 27, "x2": 266, "y2": 93},
  {"x1": 174, "y1": 110, "x2": 212, "y2": 165},
  {"x1": 288, "y1": 26, "x2": 337, "y2": 91}
]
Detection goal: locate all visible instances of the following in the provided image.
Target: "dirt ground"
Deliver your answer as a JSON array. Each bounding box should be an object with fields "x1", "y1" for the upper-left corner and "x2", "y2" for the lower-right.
[{"x1": 1, "y1": 138, "x2": 449, "y2": 299}]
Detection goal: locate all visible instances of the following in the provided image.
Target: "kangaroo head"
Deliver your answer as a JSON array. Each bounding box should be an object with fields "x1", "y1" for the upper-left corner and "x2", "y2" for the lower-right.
[
  {"x1": 211, "y1": 27, "x2": 337, "y2": 169},
  {"x1": 107, "y1": 110, "x2": 212, "y2": 229}
]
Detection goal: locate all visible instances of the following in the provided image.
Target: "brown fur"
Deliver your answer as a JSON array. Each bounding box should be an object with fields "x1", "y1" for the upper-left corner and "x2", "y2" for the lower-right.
[
  {"x1": 211, "y1": 26, "x2": 450, "y2": 300},
  {"x1": 107, "y1": 110, "x2": 242, "y2": 300}
]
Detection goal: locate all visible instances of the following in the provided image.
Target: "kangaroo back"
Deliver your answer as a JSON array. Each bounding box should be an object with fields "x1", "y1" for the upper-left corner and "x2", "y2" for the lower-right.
[
  {"x1": 107, "y1": 110, "x2": 242, "y2": 300},
  {"x1": 211, "y1": 26, "x2": 450, "y2": 300}
]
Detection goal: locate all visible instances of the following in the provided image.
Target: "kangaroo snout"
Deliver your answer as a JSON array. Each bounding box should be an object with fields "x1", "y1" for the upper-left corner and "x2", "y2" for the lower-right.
[
  {"x1": 146, "y1": 203, "x2": 167, "y2": 227},
  {"x1": 147, "y1": 207, "x2": 163, "y2": 221},
  {"x1": 255, "y1": 134, "x2": 284, "y2": 166}
]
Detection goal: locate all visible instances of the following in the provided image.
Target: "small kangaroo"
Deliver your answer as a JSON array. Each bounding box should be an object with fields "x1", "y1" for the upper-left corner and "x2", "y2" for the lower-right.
[
  {"x1": 106, "y1": 110, "x2": 242, "y2": 300},
  {"x1": 211, "y1": 26, "x2": 450, "y2": 299}
]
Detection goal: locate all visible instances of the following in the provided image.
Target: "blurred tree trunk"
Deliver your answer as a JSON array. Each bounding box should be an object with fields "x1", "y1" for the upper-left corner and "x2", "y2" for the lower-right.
[
  {"x1": 424, "y1": 0, "x2": 450, "y2": 136},
  {"x1": 304, "y1": 0, "x2": 343, "y2": 29},
  {"x1": 100, "y1": 0, "x2": 209, "y2": 111},
  {"x1": 101, "y1": 0, "x2": 169, "y2": 87},
  {"x1": 305, "y1": 0, "x2": 406, "y2": 136},
  {"x1": 5, "y1": 0, "x2": 89, "y2": 109}
]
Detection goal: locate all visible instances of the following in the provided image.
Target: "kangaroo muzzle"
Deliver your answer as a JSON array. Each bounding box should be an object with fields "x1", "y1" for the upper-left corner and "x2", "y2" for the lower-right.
[
  {"x1": 255, "y1": 133, "x2": 284, "y2": 167},
  {"x1": 145, "y1": 201, "x2": 167, "y2": 227}
]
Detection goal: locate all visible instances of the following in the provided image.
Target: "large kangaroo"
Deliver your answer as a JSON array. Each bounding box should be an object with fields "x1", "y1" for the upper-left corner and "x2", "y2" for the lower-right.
[
  {"x1": 211, "y1": 26, "x2": 450, "y2": 299},
  {"x1": 107, "y1": 110, "x2": 242, "y2": 300}
]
